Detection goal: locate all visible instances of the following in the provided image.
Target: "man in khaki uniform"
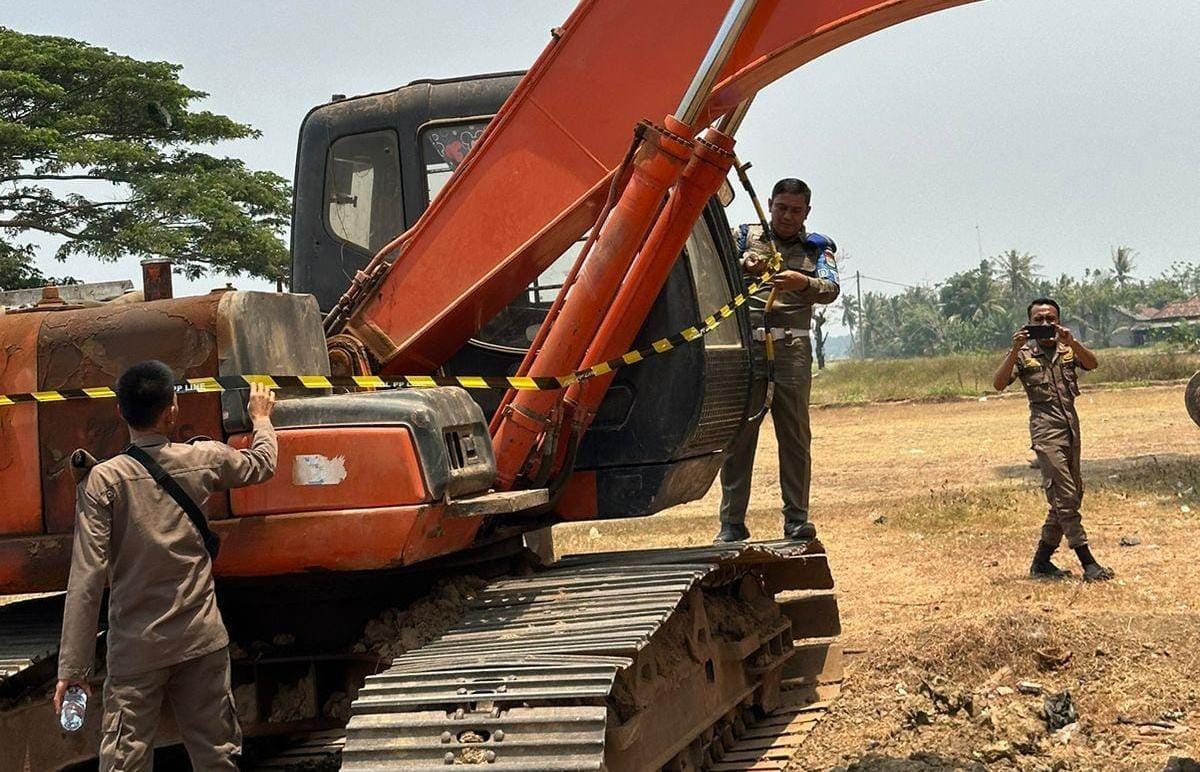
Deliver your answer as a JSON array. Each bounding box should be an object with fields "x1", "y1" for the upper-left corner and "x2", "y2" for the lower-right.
[
  {"x1": 55, "y1": 360, "x2": 278, "y2": 770},
  {"x1": 993, "y1": 298, "x2": 1114, "y2": 582},
  {"x1": 715, "y1": 178, "x2": 839, "y2": 542}
]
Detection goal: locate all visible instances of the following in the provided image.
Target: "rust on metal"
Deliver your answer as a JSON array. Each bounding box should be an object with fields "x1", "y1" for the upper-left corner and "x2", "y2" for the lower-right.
[
  {"x1": 36, "y1": 294, "x2": 227, "y2": 532},
  {"x1": 326, "y1": 333, "x2": 374, "y2": 376},
  {"x1": 38, "y1": 286, "x2": 67, "y2": 307},
  {"x1": 0, "y1": 534, "x2": 71, "y2": 593},
  {"x1": 140, "y1": 258, "x2": 175, "y2": 301},
  {"x1": 0, "y1": 313, "x2": 45, "y2": 536},
  {"x1": 343, "y1": 539, "x2": 843, "y2": 770}
]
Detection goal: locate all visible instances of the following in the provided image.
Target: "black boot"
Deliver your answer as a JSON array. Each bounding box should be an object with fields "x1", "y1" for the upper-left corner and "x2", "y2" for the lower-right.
[
  {"x1": 1029, "y1": 540, "x2": 1071, "y2": 579},
  {"x1": 783, "y1": 520, "x2": 817, "y2": 541},
  {"x1": 1074, "y1": 545, "x2": 1114, "y2": 582},
  {"x1": 714, "y1": 522, "x2": 750, "y2": 543}
]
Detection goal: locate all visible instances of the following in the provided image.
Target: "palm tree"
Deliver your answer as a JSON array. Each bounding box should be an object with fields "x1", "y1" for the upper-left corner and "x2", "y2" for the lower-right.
[
  {"x1": 839, "y1": 294, "x2": 859, "y2": 356},
  {"x1": 991, "y1": 249, "x2": 1041, "y2": 303},
  {"x1": 860, "y1": 292, "x2": 888, "y2": 358},
  {"x1": 1111, "y1": 246, "x2": 1136, "y2": 287}
]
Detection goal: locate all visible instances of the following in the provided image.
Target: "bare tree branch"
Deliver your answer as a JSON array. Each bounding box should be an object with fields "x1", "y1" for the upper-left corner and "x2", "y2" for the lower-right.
[
  {"x1": 0, "y1": 174, "x2": 113, "y2": 183},
  {"x1": 0, "y1": 218, "x2": 95, "y2": 240}
]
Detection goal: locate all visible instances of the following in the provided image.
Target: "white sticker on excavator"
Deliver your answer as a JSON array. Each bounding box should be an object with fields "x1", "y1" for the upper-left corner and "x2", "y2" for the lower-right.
[{"x1": 293, "y1": 454, "x2": 348, "y2": 486}]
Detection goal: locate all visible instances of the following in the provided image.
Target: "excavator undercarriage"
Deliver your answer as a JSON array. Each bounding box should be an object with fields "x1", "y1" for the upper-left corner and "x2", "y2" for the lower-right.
[
  {"x1": 0, "y1": 540, "x2": 840, "y2": 771},
  {"x1": 340, "y1": 540, "x2": 841, "y2": 771}
]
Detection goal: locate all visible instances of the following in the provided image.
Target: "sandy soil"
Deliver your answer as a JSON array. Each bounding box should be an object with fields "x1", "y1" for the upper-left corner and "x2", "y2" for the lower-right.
[{"x1": 557, "y1": 384, "x2": 1200, "y2": 771}]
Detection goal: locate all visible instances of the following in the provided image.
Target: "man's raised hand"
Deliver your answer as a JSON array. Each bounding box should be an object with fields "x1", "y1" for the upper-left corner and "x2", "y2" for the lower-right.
[{"x1": 247, "y1": 382, "x2": 276, "y2": 421}]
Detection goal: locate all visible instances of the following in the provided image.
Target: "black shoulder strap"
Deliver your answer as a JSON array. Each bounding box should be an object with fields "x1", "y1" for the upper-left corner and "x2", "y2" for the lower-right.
[{"x1": 124, "y1": 444, "x2": 220, "y2": 559}]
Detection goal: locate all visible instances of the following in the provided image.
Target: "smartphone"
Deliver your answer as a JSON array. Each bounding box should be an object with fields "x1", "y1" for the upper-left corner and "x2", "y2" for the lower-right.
[{"x1": 1024, "y1": 324, "x2": 1056, "y2": 340}]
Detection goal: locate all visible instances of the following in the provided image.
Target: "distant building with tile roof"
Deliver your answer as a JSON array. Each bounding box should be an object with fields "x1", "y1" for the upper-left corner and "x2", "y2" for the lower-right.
[{"x1": 1117, "y1": 297, "x2": 1200, "y2": 345}]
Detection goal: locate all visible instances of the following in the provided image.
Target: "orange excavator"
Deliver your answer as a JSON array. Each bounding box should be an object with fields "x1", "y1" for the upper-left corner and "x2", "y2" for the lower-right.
[{"x1": 0, "y1": 1, "x2": 978, "y2": 768}]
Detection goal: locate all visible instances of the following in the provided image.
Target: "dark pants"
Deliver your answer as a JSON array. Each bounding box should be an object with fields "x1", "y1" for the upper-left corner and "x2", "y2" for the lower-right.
[
  {"x1": 719, "y1": 339, "x2": 812, "y2": 527},
  {"x1": 100, "y1": 648, "x2": 240, "y2": 771},
  {"x1": 1034, "y1": 441, "x2": 1088, "y2": 549}
]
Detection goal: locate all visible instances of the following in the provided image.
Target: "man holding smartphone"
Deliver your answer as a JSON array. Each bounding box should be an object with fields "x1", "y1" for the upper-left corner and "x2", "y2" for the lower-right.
[{"x1": 993, "y1": 298, "x2": 1113, "y2": 582}]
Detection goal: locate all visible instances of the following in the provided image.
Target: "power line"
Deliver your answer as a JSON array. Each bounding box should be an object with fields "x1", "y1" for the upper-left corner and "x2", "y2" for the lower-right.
[{"x1": 856, "y1": 272, "x2": 921, "y2": 290}]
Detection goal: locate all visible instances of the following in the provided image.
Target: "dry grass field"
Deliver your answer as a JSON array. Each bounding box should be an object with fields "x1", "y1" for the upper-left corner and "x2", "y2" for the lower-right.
[{"x1": 558, "y1": 384, "x2": 1200, "y2": 771}]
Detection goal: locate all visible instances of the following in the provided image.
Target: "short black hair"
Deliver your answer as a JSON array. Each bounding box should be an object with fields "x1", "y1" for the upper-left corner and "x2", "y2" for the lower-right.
[
  {"x1": 770, "y1": 178, "x2": 811, "y2": 204},
  {"x1": 1027, "y1": 297, "x2": 1061, "y2": 319},
  {"x1": 116, "y1": 360, "x2": 176, "y2": 429}
]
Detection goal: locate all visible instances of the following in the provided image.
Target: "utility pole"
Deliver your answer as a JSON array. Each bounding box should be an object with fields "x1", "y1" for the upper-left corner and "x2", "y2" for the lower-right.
[
  {"x1": 976, "y1": 224, "x2": 984, "y2": 262},
  {"x1": 855, "y1": 270, "x2": 863, "y2": 359}
]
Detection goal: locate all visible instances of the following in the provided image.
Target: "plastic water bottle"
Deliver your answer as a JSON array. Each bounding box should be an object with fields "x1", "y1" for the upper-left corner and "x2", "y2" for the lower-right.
[{"x1": 59, "y1": 685, "x2": 87, "y2": 732}]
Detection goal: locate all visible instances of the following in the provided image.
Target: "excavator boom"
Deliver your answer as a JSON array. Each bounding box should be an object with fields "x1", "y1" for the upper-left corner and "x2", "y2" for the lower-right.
[{"x1": 335, "y1": 0, "x2": 980, "y2": 375}]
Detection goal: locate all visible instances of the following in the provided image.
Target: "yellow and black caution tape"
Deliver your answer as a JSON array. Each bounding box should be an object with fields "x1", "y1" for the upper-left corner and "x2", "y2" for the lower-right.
[{"x1": 0, "y1": 270, "x2": 779, "y2": 408}]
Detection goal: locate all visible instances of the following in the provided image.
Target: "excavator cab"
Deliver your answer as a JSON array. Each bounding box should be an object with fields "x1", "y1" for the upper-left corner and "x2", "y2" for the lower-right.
[{"x1": 291, "y1": 73, "x2": 761, "y2": 519}]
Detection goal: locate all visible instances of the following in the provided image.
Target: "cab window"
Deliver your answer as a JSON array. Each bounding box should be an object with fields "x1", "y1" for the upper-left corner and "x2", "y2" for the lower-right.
[
  {"x1": 685, "y1": 224, "x2": 743, "y2": 347},
  {"x1": 421, "y1": 120, "x2": 577, "y2": 350},
  {"x1": 325, "y1": 131, "x2": 402, "y2": 252},
  {"x1": 422, "y1": 121, "x2": 489, "y2": 202}
]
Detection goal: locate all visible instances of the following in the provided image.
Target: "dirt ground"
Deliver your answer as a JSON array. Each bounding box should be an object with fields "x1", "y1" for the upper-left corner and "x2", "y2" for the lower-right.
[{"x1": 557, "y1": 384, "x2": 1200, "y2": 771}]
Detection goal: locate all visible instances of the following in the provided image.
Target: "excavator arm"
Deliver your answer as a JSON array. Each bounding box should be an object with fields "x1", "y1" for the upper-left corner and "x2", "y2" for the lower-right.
[
  {"x1": 326, "y1": 0, "x2": 981, "y2": 492},
  {"x1": 328, "y1": 0, "x2": 980, "y2": 376}
]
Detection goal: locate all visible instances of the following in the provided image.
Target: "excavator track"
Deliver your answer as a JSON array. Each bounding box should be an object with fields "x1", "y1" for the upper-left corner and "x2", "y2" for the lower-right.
[
  {"x1": 0, "y1": 594, "x2": 62, "y2": 685},
  {"x1": 340, "y1": 539, "x2": 842, "y2": 771}
]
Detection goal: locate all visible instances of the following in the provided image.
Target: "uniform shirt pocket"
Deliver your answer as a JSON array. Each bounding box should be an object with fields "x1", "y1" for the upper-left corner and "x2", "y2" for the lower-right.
[{"x1": 1020, "y1": 365, "x2": 1054, "y2": 403}]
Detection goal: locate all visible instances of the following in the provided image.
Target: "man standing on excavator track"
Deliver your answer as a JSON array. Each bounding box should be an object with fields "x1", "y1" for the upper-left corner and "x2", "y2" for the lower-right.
[
  {"x1": 715, "y1": 178, "x2": 840, "y2": 543},
  {"x1": 993, "y1": 298, "x2": 1114, "y2": 582},
  {"x1": 55, "y1": 361, "x2": 278, "y2": 771}
]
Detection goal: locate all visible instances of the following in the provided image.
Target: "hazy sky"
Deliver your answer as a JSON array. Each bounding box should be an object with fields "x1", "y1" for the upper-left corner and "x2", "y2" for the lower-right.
[{"x1": 5, "y1": 1, "x2": 1199, "y2": 333}]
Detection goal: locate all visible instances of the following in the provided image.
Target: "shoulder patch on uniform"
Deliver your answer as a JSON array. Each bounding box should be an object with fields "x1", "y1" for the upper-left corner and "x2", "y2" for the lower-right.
[
  {"x1": 1021, "y1": 358, "x2": 1043, "y2": 369},
  {"x1": 735, "y1": 223, "x2": 751, "y2": 252},
  {"x1": 84, "y1": 471, "x2": 117, "y2": 505}
]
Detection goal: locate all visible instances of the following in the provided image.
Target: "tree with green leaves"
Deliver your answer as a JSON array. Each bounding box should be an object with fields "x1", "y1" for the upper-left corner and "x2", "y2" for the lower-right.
[
  {"x1": 1075, "y1": 268, "x2": 1128, "y2": 348},
  {"x1": 839, "y1": 294, "x2": 859, "y2": 357},
  {"x1": 1110, "y1": 245, "x2": 1136, "y2": 287},
  {"x1": 0, "y1": 246, "x2": 46, "y2": 289},
  {"x1": 0, "y1": 27, "x2": 291, "y2": 290},
  {"x1": 992, "y1": 248, "x2": 1041, "y2": 304},
  {"x1": 893, "y1": 287, "x2": 943, "y2": 356},
  {"x1": 939, "y1": 260, "x2": 1006, "y2": 324},
  {"x1": 858, "y1": 292, "x2": 884, "y2": 358}
]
